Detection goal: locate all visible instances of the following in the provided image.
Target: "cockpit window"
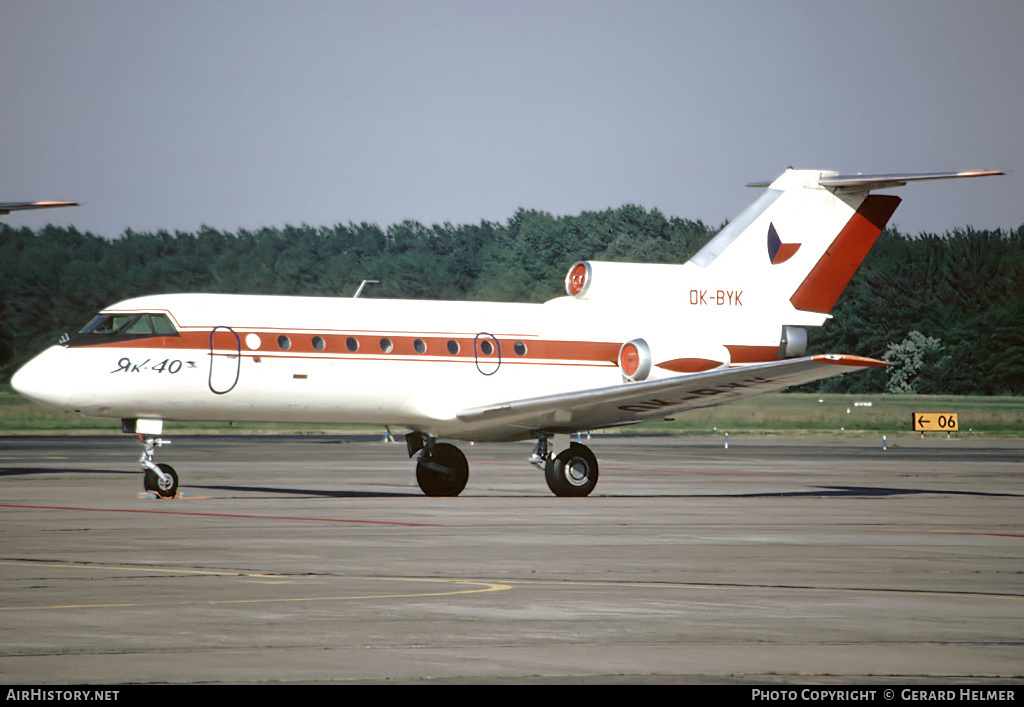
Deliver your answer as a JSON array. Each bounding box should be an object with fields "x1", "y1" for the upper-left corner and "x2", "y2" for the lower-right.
[
  {"x1": 151, "y1": 315, "x2": 177, "y2": 335},
  {"x1": 68, "y1": 313, "x2": 179, "y2": 346},
  {"x1": 81, "y1": 314, "x2": 137, "y2": 335}
]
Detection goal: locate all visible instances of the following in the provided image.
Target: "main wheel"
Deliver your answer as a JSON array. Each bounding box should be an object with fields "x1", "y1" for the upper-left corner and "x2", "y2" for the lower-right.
[
  {"x1": 416, "y1": 443, "x2": 469, "y2": 497},
  {"x1": 143, "y1": 463, "x2": 178, "y2": 498},
  {"x1": 545, "y1": 443, "x2": 598, "y2": 497}
]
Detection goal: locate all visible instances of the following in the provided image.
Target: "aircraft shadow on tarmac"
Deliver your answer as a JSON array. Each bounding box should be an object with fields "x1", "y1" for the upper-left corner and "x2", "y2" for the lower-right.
[
  {"x1": 188, "y1": 483, "x2": 421, "y2": 498},
  {"x1": 2, "y1": 468, "x2": 1020, "y2": 500},
  {"x1": 177, "y1": 482, "x2": 1024, "y2": 500},
  {"x1": 0, "y1": 467, "x2": 135, "y2": 477},
  {"x1": 708, "y1": 485, "x2": 1023, "y2": 499},
  {"x1": 0, "y1": 467, "x2": 416, "y2": 497}
]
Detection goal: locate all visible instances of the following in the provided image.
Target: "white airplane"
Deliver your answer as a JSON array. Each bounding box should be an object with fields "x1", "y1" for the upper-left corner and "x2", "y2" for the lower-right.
[{"x1": 10, "y1": 169, "x2": 1002, "y2": 498}]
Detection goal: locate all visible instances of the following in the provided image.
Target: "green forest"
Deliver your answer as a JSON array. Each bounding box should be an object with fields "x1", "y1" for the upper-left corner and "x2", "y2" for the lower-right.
[{"x1": 2, "y1": 207, "x2": 1023, "y2": 395}]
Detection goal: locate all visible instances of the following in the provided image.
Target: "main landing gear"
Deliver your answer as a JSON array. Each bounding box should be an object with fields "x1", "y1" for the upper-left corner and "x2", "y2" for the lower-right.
[
  {"x1": 407, "y1": 432, "x2": 599, "y2": 497},
  {"x1": 531, "y1": 434, "x2": 599, "y2": 497},
  {"x1": 138, "y1": 434, "x2": 178, "y2": 498}
]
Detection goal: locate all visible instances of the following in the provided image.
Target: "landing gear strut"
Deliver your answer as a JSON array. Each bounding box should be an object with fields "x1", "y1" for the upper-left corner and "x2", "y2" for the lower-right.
[
  {"x1": 139, "y1": 434, "x2": 178, "y2": 498},
  {"x1": 407, "y1": 433, "x2": 469, "y2": 497}
]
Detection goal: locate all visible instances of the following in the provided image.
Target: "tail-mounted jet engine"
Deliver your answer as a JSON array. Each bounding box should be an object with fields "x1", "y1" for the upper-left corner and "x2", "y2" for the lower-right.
[
  {"x1": 778, "y1": 325, "x2": 807, "y2": 358},
  {"x1": 618, "y1": 337, "x2": 731, "y2": 382},
  {"x1": 565, "y1": 260, "x2": 688, "y2": 300},
  {"x1": 618, "y1": 339, "x2": 652, "y2": 382}
]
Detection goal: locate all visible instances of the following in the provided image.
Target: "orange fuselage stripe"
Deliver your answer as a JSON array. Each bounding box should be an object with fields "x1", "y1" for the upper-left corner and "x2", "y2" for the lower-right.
[{"x1": 75, "y1": 331, "x2": 785, "y2": 367}]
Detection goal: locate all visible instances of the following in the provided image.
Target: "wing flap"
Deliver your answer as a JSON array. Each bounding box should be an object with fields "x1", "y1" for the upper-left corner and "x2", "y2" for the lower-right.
[{"x1": 456, "y1": 355, "x2": 884, "y2": 436}]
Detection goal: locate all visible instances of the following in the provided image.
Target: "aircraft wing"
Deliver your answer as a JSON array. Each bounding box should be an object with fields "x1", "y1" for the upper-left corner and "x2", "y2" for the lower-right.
[
  {"x1": 0, "y1": 201, "x2": 79, "y2": 215},
  {"x1": 456, "y1": 354, "x2": 885, "y2": 439}
]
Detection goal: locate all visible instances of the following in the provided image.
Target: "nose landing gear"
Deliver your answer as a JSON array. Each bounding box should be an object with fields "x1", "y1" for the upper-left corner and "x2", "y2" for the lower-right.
[{"x1": 139, "y1": 434, "x2": 178, "y2": 498}]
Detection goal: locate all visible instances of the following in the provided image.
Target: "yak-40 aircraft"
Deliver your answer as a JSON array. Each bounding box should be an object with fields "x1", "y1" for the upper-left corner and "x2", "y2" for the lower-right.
[{"x1": 11, "y1": 169, "x2": 1002, "y2": 497}]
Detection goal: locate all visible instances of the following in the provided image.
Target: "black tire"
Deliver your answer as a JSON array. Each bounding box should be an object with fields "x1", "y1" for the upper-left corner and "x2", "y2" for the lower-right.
[
  {"x1": 143, "y1": 463, "x2": 178, "y2": 498},
  {"x1": 545, "y1": 443, "x2": 598, "y2": 497},
  {"x1": 416, "y1": 443, "x2": 469, "y2": 497}
]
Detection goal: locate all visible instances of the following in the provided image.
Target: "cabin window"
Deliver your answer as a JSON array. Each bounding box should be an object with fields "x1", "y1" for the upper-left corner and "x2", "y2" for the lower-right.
[
  {"x1": 479, "y1": 340, "x2": 494, "y2": 356},
  {"x1": 278, "y1": 335, "x2": 291, "y2": 351},
  {"x1": 514, "y1": 341, "x2": 527, "y2": 356},
  {"x1": 380, "y1": 338, "x2": 394, "y2": 353},
  {"x1": 346, "y1": 337, "x2": 359, "y2": 352},
  {"x1": 446, "y1": 340, "x2": 460, "y2": 355},
  {"x1": 312, "y1": 336, "x2": 326, "y2": 351},
  {"x1": 414, "y1": 339, "x2": 427, "y2": 354}
]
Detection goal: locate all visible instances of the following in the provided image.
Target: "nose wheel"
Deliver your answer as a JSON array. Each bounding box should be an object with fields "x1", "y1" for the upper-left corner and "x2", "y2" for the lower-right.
[
  {"x1": 144, "y1": 463, "x2": 179, "y2": 498},
  {"x1": 138, "y1": 434, "x2": 178, "y2": 498}
]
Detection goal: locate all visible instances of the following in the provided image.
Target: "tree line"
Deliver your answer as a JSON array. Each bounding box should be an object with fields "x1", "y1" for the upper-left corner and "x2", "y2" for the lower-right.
[{"x1": 2, "y1": 209, "x2": 1022, "y2": 395}]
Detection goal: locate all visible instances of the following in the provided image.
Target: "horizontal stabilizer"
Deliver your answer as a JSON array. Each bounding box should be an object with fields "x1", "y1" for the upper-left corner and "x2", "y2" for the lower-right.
[
  {"x1": 818, "y1": 170, "x2": 1005, "y2": 191},
  {"x1": 0, "y1": 201, "x2": 79, "y2": 215},
  {"x1": 746, "y1": 170, "x2": 1004, "y2": 191}
]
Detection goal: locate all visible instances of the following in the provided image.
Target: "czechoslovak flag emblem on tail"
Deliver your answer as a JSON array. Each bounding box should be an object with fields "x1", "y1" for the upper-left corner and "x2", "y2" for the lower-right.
[{"x1": 767, "y1": 222, "x2": 800, "y2": 265}]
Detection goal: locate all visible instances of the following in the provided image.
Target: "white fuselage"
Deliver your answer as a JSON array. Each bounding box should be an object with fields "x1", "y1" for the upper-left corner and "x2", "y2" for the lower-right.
[{"x1": 12, "y1": 282, "x2": 791, "y2": 441}]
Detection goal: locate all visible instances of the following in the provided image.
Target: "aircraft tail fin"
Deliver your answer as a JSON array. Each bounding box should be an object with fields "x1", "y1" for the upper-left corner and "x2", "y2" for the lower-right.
[
  {"x1": 559, "y1": 169, "x2": 1002, "y2": 316},
  {"x1": 690, "y1": 168, "x2": 1003, "y2": 316}
]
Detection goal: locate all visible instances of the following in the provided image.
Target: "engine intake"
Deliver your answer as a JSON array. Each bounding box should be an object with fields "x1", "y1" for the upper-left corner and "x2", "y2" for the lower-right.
[
  {"x1": 564, "y1": 260, "x2": 688, "y2": 300},
  {"x1": 565, "y1": 261, "x2": 592, "y2": 297},
  {"x1": 618, "y1": 338, "x2": 652, "y2": 382},
  {"x1": 619, "y1": 337, "x2": 730, "y2": 381}
]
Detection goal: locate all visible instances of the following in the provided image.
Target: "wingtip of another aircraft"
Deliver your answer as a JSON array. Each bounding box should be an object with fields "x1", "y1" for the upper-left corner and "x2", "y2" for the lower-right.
[{"x1": 0, "y1": 201, "x2": 80, "y2": 215}]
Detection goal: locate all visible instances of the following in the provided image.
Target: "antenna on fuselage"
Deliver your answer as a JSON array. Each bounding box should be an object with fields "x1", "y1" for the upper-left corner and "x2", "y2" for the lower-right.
[{"x1": 353, "y1": 279, "x2": 378, "y2": 298}]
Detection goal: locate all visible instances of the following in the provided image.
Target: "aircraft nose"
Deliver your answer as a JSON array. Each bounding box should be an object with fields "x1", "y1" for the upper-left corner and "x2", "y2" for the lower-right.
[{"x1": 11, "y1": 347, "x2": 73, "y2": 410}]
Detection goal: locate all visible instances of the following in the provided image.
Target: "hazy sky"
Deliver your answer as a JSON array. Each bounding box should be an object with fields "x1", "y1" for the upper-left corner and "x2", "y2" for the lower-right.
[{"x1": 2, "y1": 0, "x2": 1021, "y2": 239}]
